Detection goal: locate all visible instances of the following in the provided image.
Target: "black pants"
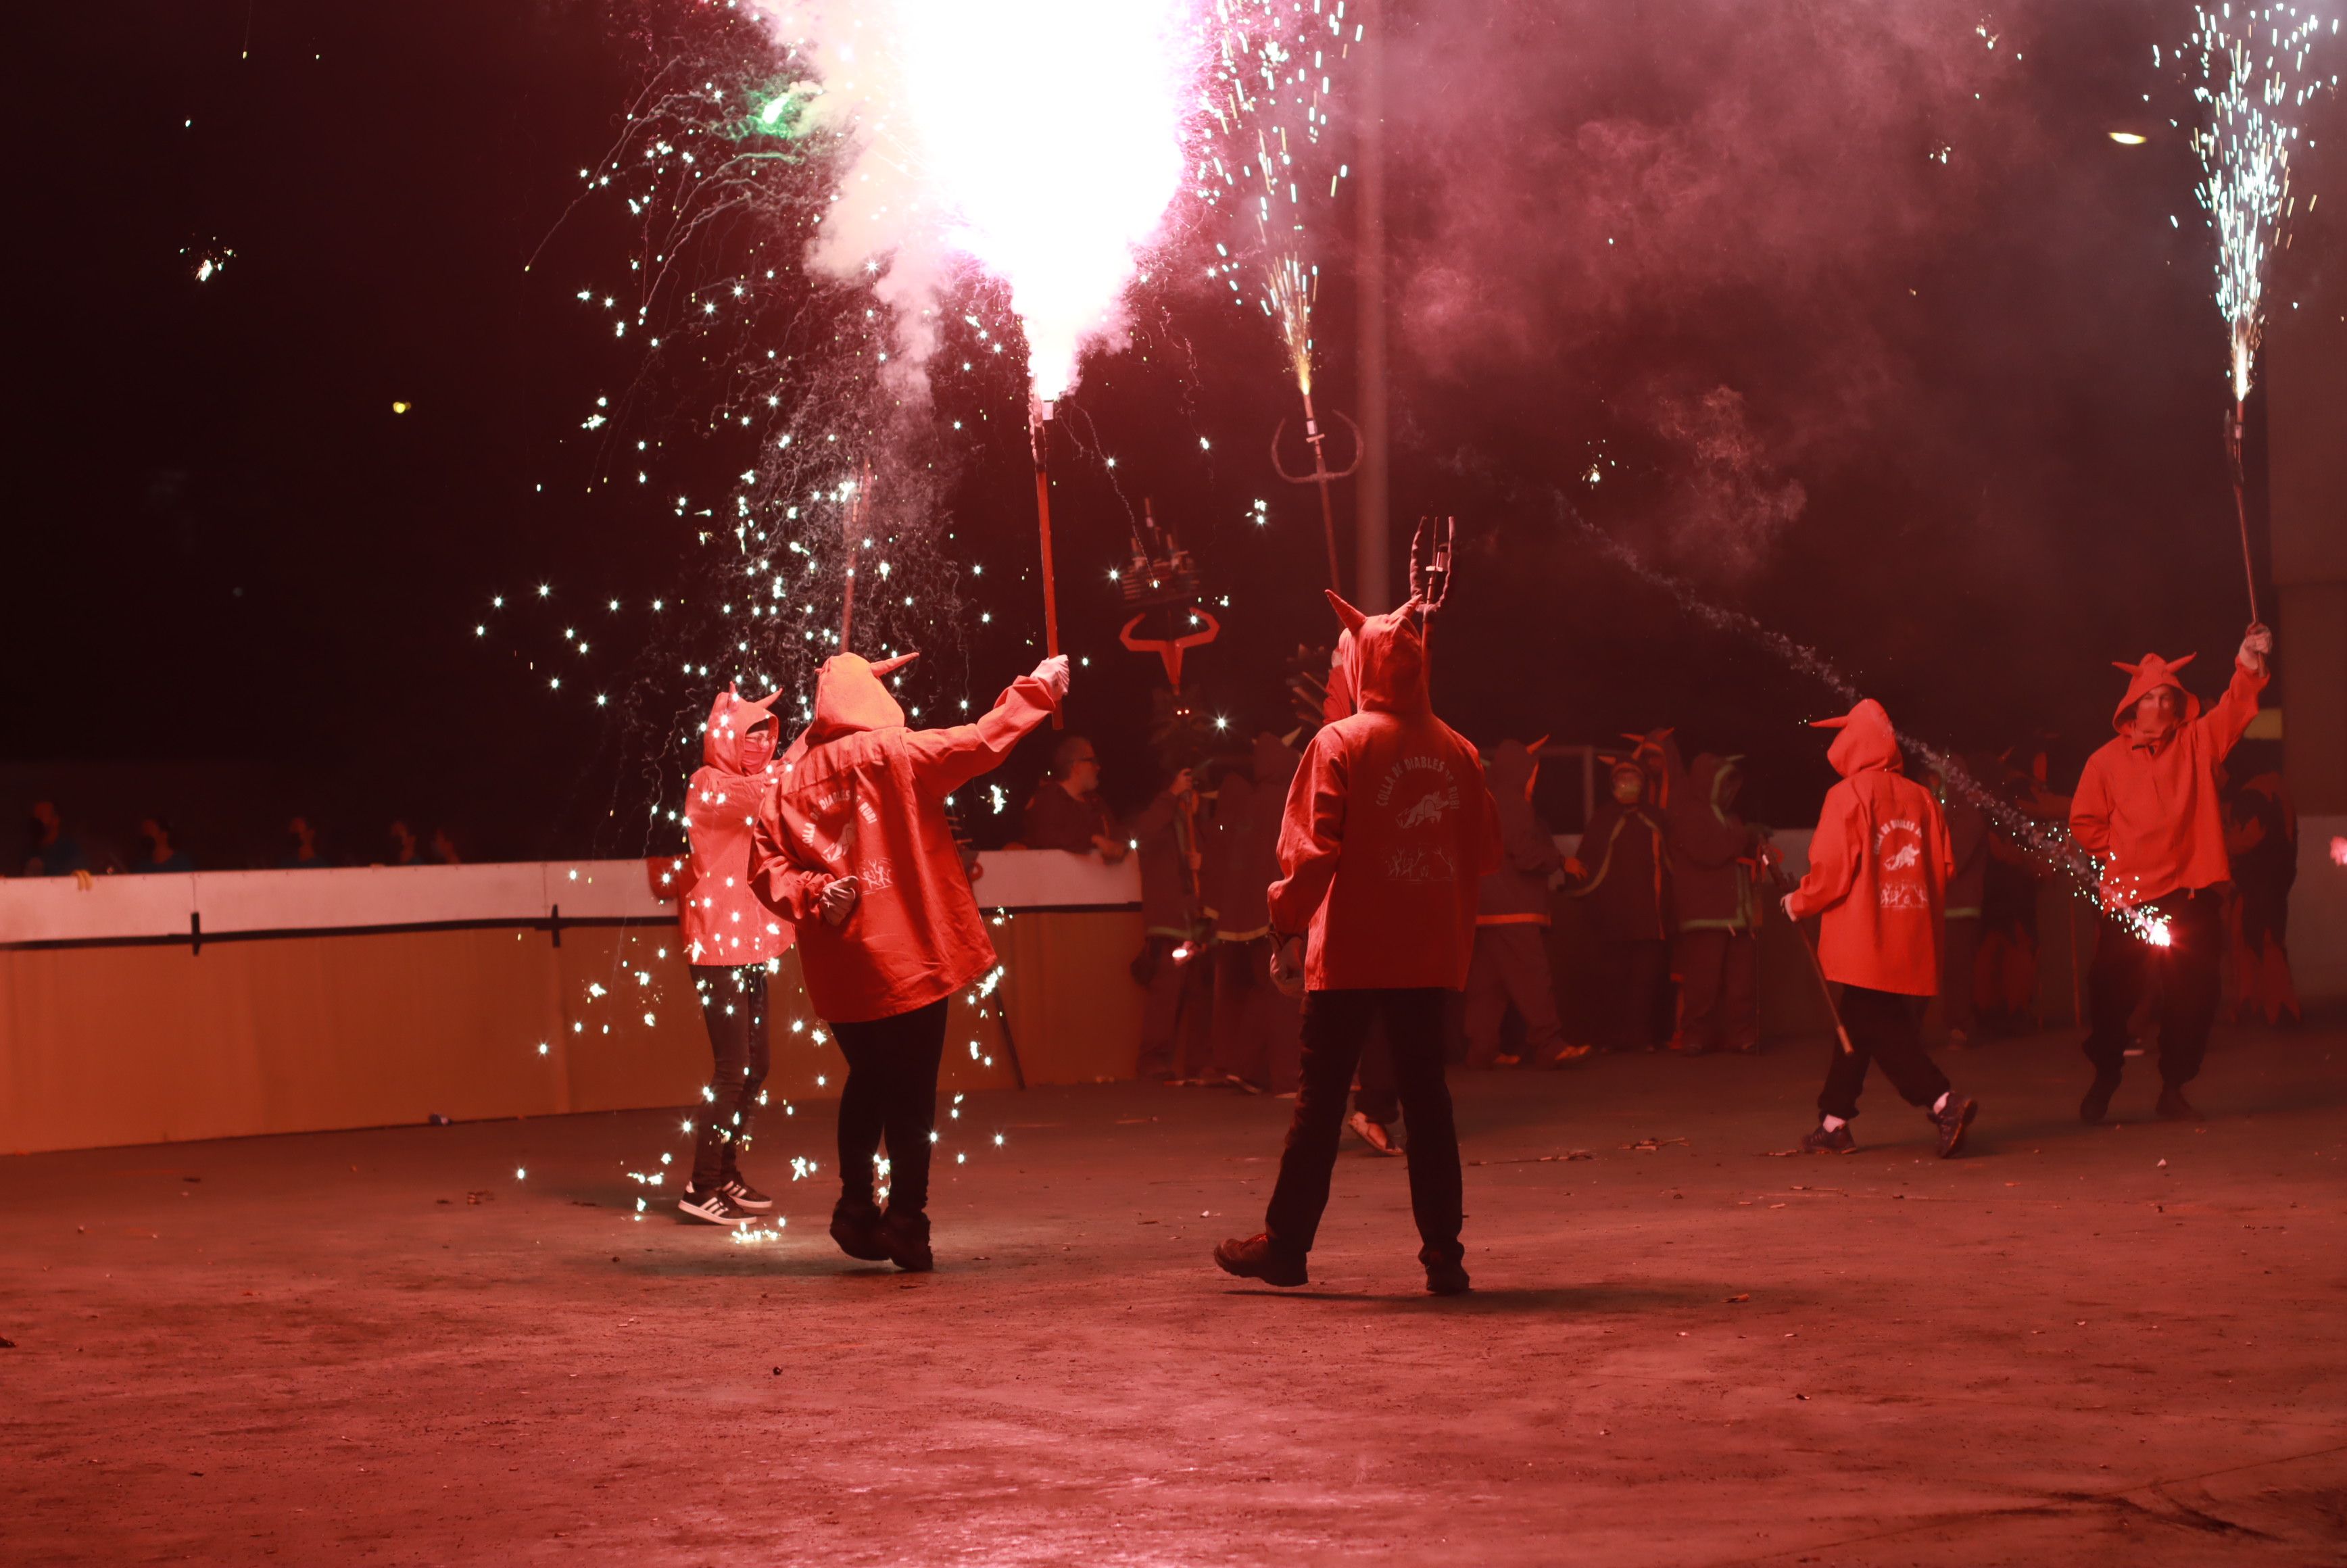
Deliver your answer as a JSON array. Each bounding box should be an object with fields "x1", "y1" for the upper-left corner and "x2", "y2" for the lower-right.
[
  {"x1": 690, "y1": 964, "x2": 770, "y2": 1190},
  {"x1": 2083, "y1": 889, "x2": 2223, "y2": 1087},
  {"x1": 1266, "y1": 989, "x2": 1463, "y2": 1267},
  {"x1": 1818, "y1": 985, "x2": 1950, "y2": 1123},
  {"x1": 1597, "y1": 938, "x2": 1670, "y2": 1050},
  {"x1": 833, "y1": 998, "x2": 949, "y2": 1218},
  {"x1": 1353, "y1": 1023, "x2": 1399, "y2": 1125}
]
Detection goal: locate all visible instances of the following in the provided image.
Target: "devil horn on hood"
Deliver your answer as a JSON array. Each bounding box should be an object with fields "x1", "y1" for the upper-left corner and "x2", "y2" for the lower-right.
[
  {"x1": 1810, "y1": 714, "x2": 1853, "y2": 731},
  {"x1": 1323, "y1": 589, "x2": 1368, "y2": 634},
  {"x1": 868, "y1": 651, "x2": 921, "y2": 676},
  {"x1": 1528, "y1": 734, "x2": 1551, "y2": 754}
]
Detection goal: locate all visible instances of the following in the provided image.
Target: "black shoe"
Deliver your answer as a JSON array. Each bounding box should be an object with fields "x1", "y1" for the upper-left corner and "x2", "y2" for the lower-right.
[
  {"x1": 1213, "y1": 1233, "x2": 1307, "y2": 1288},
  {"x1": 2156, "y1": 1084, "x2": 2204, "y2": 1123},
  {"x1": 2080, "y1": 1073, "x2": 2121, "y2": 1124},
  {"x1": 678, "y1": 1185, "x2": 754, "y2": 1226},
  {"x1": 1932, "y1": 1096, "x2": 1978, "y2": 1158},
  {"x1": 1799, "y1": 1121, "x2": 1856, "y2": 1154},
  {"x1": 1424, "y1": 1258, "x2": 1472, "y2": 1296},
  {"x1": 881, "y1": 1210, "x2": 933, "y2": 1273},
  {"x1": 721, "y1": 1177, "x2": 773, "y2": 1212},
  {"x1": 829, "y1": 1196, "x2": 890, "y2": 1262}
]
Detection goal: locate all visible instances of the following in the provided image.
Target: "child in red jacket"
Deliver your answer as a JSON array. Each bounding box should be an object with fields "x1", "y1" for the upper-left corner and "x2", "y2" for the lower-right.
[
  {"x1": 675, "y1": 685, "x2": 792, "y2": 1226},
  {"x1": 750, "y1": 650, "x2": 1067, "y2": 1271},
  {"x1": 1214, "y1": 592, "x2": 1500, "y2": 1296},
  {"x1": 1782, "y1": 699, "x2": 1977, "y2": 1158}
]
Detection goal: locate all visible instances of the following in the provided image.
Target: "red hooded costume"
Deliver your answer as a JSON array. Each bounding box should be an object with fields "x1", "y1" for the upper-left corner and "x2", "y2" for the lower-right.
[
  {"x1": 680, "y1": 685, "x2": 793, "y2": 966},
  {"x1": 748, "y1": 653, "x2": 1059, "y2": 1023},
  {"x1": 1268, "y1": 593, "x2": 1501, "y2": 991},
  {"x1": 2069, "y1": 652, "x2": 2266, "y2": 906},
  {"x1": 1476, "y1": 739, "x2": 1562, "y2": 926},
  {"x1": 1784, "y1": 698, "x2": 1953, "y2": 997}
]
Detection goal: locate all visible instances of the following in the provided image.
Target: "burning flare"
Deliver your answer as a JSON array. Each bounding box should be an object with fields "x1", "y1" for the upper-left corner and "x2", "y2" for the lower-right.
[{"x1": 759, "y1": 0, "x2": 1200, "y2": 401}]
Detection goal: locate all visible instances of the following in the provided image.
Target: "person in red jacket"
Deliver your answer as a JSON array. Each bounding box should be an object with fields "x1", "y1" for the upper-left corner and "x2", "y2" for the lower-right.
[
  {"x1": 1214, "y1": 591, "x2": 1501, "y2": 1296},
  {"x1": 1465, "y1": 738, "x2": 1572, "y2": 1068},
  {"x1": 1131, "y1": 765, "x2": 1211, "y2": 1081},
  {"x1": 673, "y1": 684, "x2": 795, "y2": 1225},
  {"x1": 1564, "y1": 758, "x2": 1672, "y2": 1052},
  {"x1": 1781, "y1": 698, "x2": 1977, "y2": 1158},
  {"x1": 749, "y1": 650, "x2": 1069, "y2": 1271},
  {"x1": 1662, "y1": 743, "x2": 1769, "y2": 1055},
  {"x1": 2071, "y1": 624, "x2": 2271, "y2": 1123}
]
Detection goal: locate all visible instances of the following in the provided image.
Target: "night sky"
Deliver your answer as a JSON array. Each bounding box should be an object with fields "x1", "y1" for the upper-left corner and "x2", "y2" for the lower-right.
[{"x1": 5, "y1": 1, "x2": 2306, "y2": 869}]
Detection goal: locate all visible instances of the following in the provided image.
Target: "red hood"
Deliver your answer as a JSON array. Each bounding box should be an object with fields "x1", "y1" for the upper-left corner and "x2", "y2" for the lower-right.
[
  {"x1": 800, "y1": 652, "x2": 919, "y2": 745},
  {"x1": 1322, "y1": 632, "x2": 1358, "y2": 721},
  {"x1": 1251, "y1": 731, "x2": 1301, "y2": 793},
  {"x1": 1813, "y1": 698, "x2": 1902, "y2": 777},
  {"x1": 1488, "y1": 738, "x2": 1541, "y2": 802},
  {"x1": 702, "y1": 685, "x2": 780, "y2": 773},
  {"x1": 2110, "y1": 652, "x2": 2202, "y2": 733},
  {"x1": 1326, "y1": 591, "x2": 1429, "y2": 717}
]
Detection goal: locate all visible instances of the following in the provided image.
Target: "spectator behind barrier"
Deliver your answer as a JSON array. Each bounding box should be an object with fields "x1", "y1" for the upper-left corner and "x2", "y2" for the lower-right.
[
  {"x1": 1019, "y1": 734, "x2": 1126, "y2": 862},
  {"x1": 132, "y1": 816, "x2": 194, "y2": 874},
  {"x1": 22, "y1": 800, "x2": 89, "y2": 878}
]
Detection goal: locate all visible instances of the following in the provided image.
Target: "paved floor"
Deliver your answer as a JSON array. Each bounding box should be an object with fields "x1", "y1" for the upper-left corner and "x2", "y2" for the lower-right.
[{"x1": 3, "y1": 1024, "x2": 2344, "y2": 1565}]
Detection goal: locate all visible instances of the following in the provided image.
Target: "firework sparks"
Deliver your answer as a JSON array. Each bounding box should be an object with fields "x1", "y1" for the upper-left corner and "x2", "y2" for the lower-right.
[
  {"x1": 2183, "y1": 5, "x2": 2334, "y2": 405},
  {"x1": 1264, "y1": 251, "x2": 1317, "y2": 395},
  {"x1": 1559, "y1": 496, "x2": 2177, "y2": 949}
]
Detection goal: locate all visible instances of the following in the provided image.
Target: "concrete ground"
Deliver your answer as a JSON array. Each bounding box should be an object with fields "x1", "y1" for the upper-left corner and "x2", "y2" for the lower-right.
[{"x1": 3, "y1": 1025, "x2": 2344, "y2": 1567}]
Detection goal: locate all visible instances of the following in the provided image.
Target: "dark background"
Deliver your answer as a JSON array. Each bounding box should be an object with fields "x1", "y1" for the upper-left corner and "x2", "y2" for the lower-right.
[{"x1": 3, "y1": 1, "x2": 2304, "y2": 871}]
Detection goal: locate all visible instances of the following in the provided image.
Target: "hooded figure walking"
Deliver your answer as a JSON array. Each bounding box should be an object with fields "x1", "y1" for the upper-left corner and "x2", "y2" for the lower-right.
[
  {"x1": 750, "y1": 650, "x2": 1069, "y2": 1271},
  {"x1": 1215, "y1": 591, "x2": 1500, "y2": 1296},
  {"x1": 2070, "y1": 624, "x2": 2272, "y2": 1123},
  {"x1": 1781, "y1": 699, "x2": 1978, "y2": 1158},
  {"x1": 675, "y1": 685, "x2": 792, "y2": 1226}
]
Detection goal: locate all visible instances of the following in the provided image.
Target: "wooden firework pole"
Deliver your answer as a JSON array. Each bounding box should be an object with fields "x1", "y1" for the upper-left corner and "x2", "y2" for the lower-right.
[
  {"x1": 2225, "y1": 399, "x2": 2263, "y2": 624},
  {"x1": 840, "y1": 459, "x2": 871, "y2": 652},
  {"x1": 1030, "y1": 397, "x2": 1064, "y2": 727}
]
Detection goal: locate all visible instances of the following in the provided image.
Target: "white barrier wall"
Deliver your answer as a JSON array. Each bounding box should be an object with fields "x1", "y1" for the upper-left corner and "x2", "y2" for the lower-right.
[{"x1": 0, "y1": 851, "x2": 1140, "y2": 947}]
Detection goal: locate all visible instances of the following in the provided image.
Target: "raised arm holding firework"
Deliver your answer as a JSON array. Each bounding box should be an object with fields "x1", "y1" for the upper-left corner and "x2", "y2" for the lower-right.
[
  {"x1": 2071, "y1": 624, "x2": 2271, "y2": 1125},
  {"x1": 750, "y1": 651, "x2": 1068, "y2": 1271}
]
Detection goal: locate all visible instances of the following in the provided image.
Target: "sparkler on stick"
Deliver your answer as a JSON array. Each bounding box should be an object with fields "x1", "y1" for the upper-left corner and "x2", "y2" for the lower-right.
[
  {"x1": 839, "y1": 460, "x2": 871, "y2": 651},
  {"x1": 1265, "y1": 255, "x2": 1361, "y2": 591},
  {"x1": 2182, "y1": 4, "x2": 2336, "y2": 620},
  {"x1": 1030, "y1": 397, "x2": 1064, "y2": 727}
]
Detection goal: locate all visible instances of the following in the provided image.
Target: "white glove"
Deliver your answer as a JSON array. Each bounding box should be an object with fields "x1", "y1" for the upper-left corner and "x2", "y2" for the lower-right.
[
  {"x1": 1268, "y1": 936, "x2": 1306, "y2": 998},
  {"x1": 2238, "y1": 622, "x2": 2273, "y2": 672},
  {"x1": 819, "y1": 875, "x2": 861, "y2": 928},
  {"x1": 1030, "y1": 654, "x2": 1071, "y2": 705}
]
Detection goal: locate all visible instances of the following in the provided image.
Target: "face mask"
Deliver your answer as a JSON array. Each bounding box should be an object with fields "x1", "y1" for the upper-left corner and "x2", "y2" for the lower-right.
[
  {"x1": 1612, "y1": 775, "x2": 1644, "y2": 805},
  {"x1": 739, "y1": 727, "x2": 777, "y2": 770}
]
